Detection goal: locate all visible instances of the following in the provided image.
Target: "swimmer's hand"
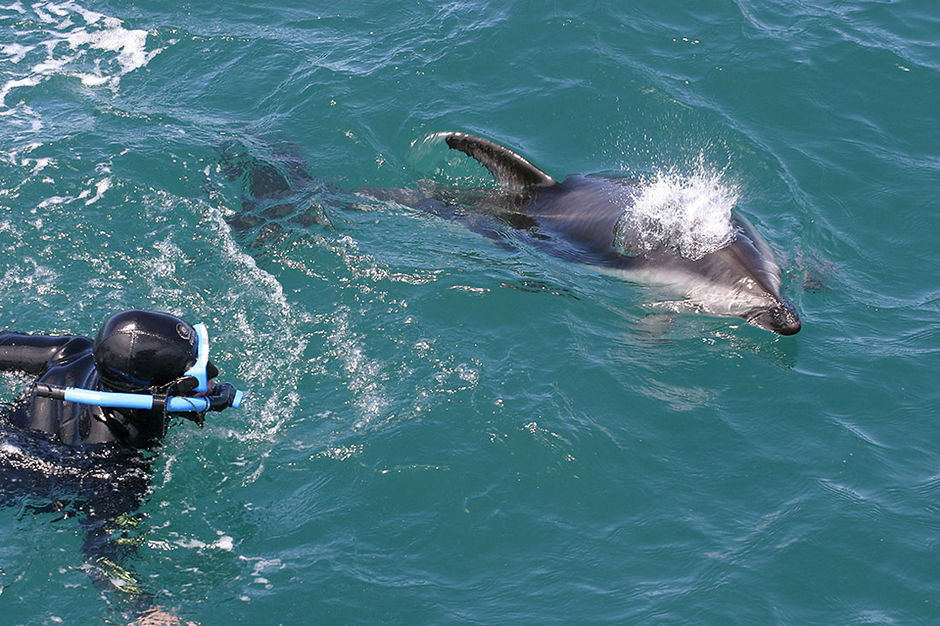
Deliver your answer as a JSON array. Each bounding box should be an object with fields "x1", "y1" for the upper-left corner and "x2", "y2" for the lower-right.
[{"x1": 207, "y1": 382, "x2": 238, "y2": 411}]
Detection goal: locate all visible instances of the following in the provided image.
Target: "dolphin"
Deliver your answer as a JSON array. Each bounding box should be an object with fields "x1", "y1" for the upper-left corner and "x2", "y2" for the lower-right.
[{"x1": 433, "y1": 132, "x2": 801, "y2": 335}]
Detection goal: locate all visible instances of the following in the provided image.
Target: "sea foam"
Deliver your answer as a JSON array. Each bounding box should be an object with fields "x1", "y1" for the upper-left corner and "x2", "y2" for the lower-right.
[{"x1": 0, "y1": 1, "x2": 165, "y2": 107}]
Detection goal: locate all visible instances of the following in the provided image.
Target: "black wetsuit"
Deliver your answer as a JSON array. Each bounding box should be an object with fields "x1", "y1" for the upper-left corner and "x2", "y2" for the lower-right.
[
  {"x1": 0, "y1": 315, "x2": 238, "y2": 616},
  {"x1": 0, "y1": 332, "x2": 164, "y2": 448},
  {"x1": 0, "y1": 332, "x2": 163, "y2": 613}
]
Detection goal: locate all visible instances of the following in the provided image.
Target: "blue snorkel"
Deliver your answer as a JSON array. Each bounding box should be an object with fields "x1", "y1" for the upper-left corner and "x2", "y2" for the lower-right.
[
  {"x1": 33, "y1": 384, "x2": 242, "y2": 412},
  {"x1": 184, "y1": 323, "x2": 211, "y2": 394},
  {"x1": 33, "y1": 321, "x2": 244, "y2": 419}
]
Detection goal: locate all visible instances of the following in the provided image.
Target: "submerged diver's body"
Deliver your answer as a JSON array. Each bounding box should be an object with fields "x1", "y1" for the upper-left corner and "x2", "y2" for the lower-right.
[{"x1": 0, "y1": 310, "x2": 242, "y2": 621}]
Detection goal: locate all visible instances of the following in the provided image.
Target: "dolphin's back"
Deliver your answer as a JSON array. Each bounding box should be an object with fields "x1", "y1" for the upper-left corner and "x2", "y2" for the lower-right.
[
  {"x1": 441, "y1": 132, "x2": 646, "y2": 269},
  {"x1": 526, "y1": 175, "x2": 643, "y2": 268}
]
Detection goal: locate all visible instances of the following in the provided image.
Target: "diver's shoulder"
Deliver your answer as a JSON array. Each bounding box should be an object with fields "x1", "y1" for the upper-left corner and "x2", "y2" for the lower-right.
[{"x1": 50, "y1": 336, "x2": 94, "y2": 363}]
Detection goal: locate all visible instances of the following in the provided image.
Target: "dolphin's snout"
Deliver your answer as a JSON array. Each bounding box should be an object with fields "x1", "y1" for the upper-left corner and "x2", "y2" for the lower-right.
[{"x1": 748, "y1": 301, "x2": 801, "y2": 335}]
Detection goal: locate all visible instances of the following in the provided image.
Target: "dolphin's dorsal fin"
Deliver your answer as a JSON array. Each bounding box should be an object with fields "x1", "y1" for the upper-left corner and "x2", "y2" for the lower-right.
[{"x1": 442, "y1": 132, "x2": 556, "y2": 191}]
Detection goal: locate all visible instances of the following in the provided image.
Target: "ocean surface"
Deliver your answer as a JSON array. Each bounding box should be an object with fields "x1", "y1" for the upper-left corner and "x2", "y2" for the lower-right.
[{"x1": 1, "y1": 0, "x2": 938, "y2": 623}]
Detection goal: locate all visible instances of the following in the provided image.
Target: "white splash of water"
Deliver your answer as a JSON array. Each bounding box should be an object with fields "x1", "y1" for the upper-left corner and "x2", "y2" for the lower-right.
[
  {"x1": 0, "y1": 1, "x2": 167, "y2": 107},
  {"x1": 616, "y1": 161, "x2": 739, "y2": 261},
  {"x1": 0, "y1": 43, "x2": 34, "y2": 64},
  {"x1": 188, "y1": 200, "x2": 310, "y2": 446},
  {"x1": 324, "y1": 302, "x2": 389, "y2": 430},
  {"x1": 79, "y1": 176, "x2": 111, "y2": 205}
]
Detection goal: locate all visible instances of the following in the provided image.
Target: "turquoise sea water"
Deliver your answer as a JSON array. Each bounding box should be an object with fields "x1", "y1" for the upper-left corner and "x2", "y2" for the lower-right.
[{"x1": 1, "y1": 0, "x2": 939, "y2": 622}]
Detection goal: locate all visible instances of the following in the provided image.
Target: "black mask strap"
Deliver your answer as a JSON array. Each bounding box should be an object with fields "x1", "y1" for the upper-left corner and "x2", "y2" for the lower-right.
[{"x1": 152, "y1": 378, "x2": 208, "y2": 428}]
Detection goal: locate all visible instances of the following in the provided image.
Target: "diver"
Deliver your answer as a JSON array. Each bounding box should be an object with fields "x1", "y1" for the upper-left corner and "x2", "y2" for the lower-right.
[
  {"x1": 0, "y1": 309, "x2": 243, "y2": 621},
  {"x1": 0, "y1": 309, "x2": 242, "y2": 447}
]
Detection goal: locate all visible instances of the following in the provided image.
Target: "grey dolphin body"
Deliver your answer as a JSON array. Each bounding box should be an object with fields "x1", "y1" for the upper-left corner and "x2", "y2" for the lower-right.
[{"x1": 439, "y1": 132, "x2": 801, "y2": 335}]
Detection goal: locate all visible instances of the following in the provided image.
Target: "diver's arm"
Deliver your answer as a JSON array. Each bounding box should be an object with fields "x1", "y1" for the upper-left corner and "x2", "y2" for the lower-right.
[{"x1": 0, "y1": 332, "x2": 88, "y2": 374}]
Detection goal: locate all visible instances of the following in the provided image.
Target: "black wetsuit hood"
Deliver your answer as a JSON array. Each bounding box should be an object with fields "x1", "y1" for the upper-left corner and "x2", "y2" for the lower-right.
[{"x1": 93, "y1": 309, "x2": 217, "y2": 393}]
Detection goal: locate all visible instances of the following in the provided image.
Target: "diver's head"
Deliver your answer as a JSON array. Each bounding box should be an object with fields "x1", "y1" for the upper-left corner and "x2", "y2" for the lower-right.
[{"x1": 93, "y1": 310, "x2": 219, "y2": 393}]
